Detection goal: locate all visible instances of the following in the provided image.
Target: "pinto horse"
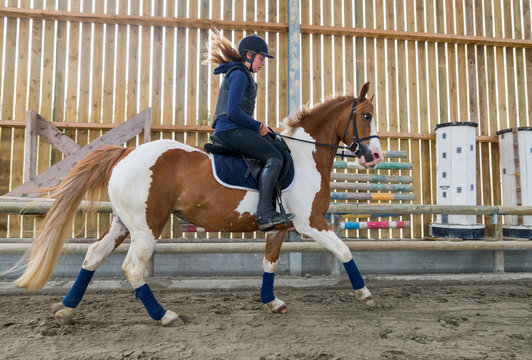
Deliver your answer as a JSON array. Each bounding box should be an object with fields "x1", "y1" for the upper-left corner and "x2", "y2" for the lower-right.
[{"x1": 13, "y1": 82, "x2": 383, "y2": 326}]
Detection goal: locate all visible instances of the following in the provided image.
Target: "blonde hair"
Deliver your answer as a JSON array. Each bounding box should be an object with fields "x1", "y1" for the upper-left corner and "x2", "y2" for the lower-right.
[{"x1": 202, "y1": 29, "x2": 243, "y2": 66}]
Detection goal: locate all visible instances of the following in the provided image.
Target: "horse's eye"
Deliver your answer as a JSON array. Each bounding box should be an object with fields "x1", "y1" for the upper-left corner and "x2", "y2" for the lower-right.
[{"x1": 363, "y1": 114, "x2": 372, "y2": 121}]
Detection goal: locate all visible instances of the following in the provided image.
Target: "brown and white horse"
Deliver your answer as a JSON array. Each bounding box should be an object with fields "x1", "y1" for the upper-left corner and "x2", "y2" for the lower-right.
[{"x1": 13, "y1": 82, "x2": 383, "y2": 326}]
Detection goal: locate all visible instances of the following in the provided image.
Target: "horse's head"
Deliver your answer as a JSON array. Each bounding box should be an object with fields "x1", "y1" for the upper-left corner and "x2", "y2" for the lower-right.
[{"x1": 337, "y1": 82, "x2": 383, "y2": 168}]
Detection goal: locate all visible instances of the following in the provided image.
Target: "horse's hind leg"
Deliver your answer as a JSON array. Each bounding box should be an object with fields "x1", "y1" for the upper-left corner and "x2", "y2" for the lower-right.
[
  {"x1": 121, "y1": 229, "x2": 180, "y2": 327},
  {"x1": 261, "y1": 229, "x2": 288, "y2": 314},
  {"x1": 53, "y1": 215, "x2": 129, "y2": 325}
]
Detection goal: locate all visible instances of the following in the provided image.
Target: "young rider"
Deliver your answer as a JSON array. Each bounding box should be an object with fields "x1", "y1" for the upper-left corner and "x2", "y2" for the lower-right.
[{"x1": 204, "y1": 32, "x2": 294, "y2": 230}]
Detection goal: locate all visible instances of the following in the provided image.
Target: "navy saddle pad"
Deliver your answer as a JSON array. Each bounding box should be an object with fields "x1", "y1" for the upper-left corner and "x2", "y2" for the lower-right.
[{"x1": 210, "y1": 154, "x2": 294, "y2": 192}]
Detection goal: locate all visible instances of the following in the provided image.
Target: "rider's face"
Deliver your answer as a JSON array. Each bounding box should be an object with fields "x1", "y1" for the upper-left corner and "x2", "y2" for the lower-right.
[{"x1": 252, "y1": 54, "x2": 266, "y2": 73}]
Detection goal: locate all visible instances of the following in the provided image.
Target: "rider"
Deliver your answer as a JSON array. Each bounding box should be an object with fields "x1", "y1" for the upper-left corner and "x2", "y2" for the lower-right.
[{"x1": 204, "y1": 32, "x2": 295, "y2": 230}]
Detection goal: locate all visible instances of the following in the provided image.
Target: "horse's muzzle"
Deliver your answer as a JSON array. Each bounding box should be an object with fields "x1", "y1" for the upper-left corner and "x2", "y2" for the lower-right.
[{"x1": 351, "y1": 142, "x2": 374, "y2": 164}]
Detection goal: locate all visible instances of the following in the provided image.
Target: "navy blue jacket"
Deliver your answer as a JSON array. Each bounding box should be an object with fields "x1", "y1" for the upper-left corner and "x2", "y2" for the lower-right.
[{"x1": 212, "y1": 62, "x2": 261, "y2": 134}]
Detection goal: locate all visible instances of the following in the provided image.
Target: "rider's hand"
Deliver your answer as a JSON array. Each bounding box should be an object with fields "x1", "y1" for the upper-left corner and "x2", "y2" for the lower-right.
[{"x1": 259, "y1": 123, "x2": 269, "y2": 136}]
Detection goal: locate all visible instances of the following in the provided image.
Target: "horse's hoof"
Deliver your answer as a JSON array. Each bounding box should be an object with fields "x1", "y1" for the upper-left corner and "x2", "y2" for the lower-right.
[
  {"x1": 161, "y1": 310, "x2": 181, "y2": 327},
  {"x1": 54, "y1": 307, "x2": 75, "y2": 325},
  {"x1": 263, "y1": 298, "x2": 288, "y2": 314},
  {"x1": 51, "y1": 302, "x2": 63, "y2": 314},
  {"x1": 354, "y1": 287, "x2": 376, "y2": 307},
  {"x1": 361, "y1": 296, "x2": 376, "y2": 307}
]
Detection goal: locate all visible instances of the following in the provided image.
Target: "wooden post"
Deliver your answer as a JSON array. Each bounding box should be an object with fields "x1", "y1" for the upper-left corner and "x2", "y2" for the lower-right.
[
  {"x1": 143, "y1": 107, "x2": 151, "y2": 144},
  {"x1": 24, "y1": 111, "x2": 38, "y2": 183},
  {"x1": 493, "y1": 250, "x2": 505, "y2": 273}
]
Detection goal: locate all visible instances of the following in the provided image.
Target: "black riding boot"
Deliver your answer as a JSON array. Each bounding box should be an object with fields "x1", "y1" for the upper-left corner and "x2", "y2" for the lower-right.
[{"x1": 256, "y1": 158, "x2": 295, "y2": 231}]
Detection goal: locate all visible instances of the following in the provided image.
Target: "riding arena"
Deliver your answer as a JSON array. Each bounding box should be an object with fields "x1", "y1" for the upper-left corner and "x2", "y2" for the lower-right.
[{"x1": 0, "y1": 1, "x2": 531, "y2": 359}]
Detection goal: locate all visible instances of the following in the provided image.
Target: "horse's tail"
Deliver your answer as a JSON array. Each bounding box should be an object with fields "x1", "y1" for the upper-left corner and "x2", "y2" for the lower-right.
[{"x1": 13, "y1": 145, "x2": 131, "y2": 291}]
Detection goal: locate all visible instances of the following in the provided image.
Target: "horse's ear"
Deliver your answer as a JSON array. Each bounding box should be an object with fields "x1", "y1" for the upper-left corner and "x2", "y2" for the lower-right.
[
  {"x1": 370, "y1": 94, "x2": 375, "y2": 102},
  {"x1": 357, "y1": 82, "x2": 370, "y2": 101}
]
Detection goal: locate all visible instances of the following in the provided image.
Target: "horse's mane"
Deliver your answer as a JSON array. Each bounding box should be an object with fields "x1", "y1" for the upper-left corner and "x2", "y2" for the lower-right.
[{"x1": 283, "y1": 90, "x2": 354, "y2": 132}]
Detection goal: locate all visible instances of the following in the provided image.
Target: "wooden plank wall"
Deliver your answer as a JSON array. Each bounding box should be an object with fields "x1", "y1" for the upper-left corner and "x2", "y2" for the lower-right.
[{"x1": 0, "y1": 0, "x2": 530, "y2": 240}]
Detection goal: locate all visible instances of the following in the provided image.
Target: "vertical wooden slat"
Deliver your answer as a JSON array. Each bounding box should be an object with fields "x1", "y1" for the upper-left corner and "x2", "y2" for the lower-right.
[
  {"x1": 301, "y1": 0, "x2": 311, "y2": 106},
  {"x1": 373, "y1": 0, "x2": 389, "y2": 239},
  {"x1": 267, "y1": 0, "x2": 278, "y2": 126},
  {"x1": 333, "y1": 1, "x2": 343, "y2": 95},
  {"x1": 53, "y1": 1, "x2": 67, "y2": 127},
  {"x1": 0, "y1": 5, "x2": 14, "y2": 238},
  {"x1": 435, "y1": 0, "x2": 448, "y2": 124},
  {"x1": 522, "y1": 0, "x2": 532, "y2": 128},
  {"x1": 409, "y1": 0, "x2": 422, "y2": 239},
  {"x1": 524, "y1": 0, "x2": 532, "y2": 127},
  {"x1": 481, "y1": 0, "x2": 497, "y2": 213},
  {"x1": 395, "y1": 0, "x2": 409, "y2": 239},
  {"x1": 278, "y1": 0, "x2": 288, "y2": 120},
  {"x1": 504, "y1": 2, "x2": 517, "y2": 129},
  {"x1": 490, "y1": 1, "x2": 503, "y2": 211},
  {"x1": 465, "y1": 0, "x2": 478, "y2": 124},
  {"x1": 175, "y1": 0, "x2": 186, "y2": 145},
  {"x1": 127, "y1": 1, "x2": 140, "y2": 121},
  {"x1": 375, "y1": 0, "x2": 387, "y2": 134},
  {"x1": 10, "y1": 0, "x2": 31, "y2": 238},
  {"x1": 64, "y1": 2, "x2": 79, "y2": 124},
  {"x1": 445, "y1": 0, "x2": 458, "y2": 123},
  {"x1": 322, "y1": 0, "x2": 332, "y2": 98},
  {"x1": 163, "y1": 1, "x2": 175, "y2": 134},
  {"x1": 114, "y1": 0, "x2": 128, "y2": 126},
  {"x1": 151, "y1": 0, "x2": 163, "y2": 131},
  {"x1": 36, "y1": 0, "x2": 56, "y2": 235},
  {"x1": 455, "y1": 0, "x2": 469, "y2": 123},
  {"x1": 354, "y1": 0, "x2": 364, "y2": 89},
  {"x1": 186, "y1": 0, "x2": 198, "y2": 147},
  {"x1": 24, "y1": 0, "x2": 44, "y2": 238},
  {"x1": 256, "y1": 1, "x2": 267, "y2": 126},
  {"x1": 345, "y1": 0, "x2": 355, "y2": 92},
  {"x1": 208, "y1": 0, "x2": 221, "y2": 138},
  {"x1": 78, "y1": 1, "x2": 91, "y2": 125},
  {"x1": 0, "y1": 1, "x2": 16, "y2": 236},
  {"x1": 381, "y1": 0, "x2": 398, "y2": 239},
  {"x1": 424, "y1": 0, "x2": 437, "y2": 232},
  {"x1": 513, "y1": 0, "x2": 527, "y2": 127},
  {"x1": 138, "y1": 1, "x2": 151, "y2": 119},
  {"x1": 91, "y1": 1, "x2": 111, "y2": 238},
  {"x1": 90, "y1": 1, "x2": 105, "y2": 126},
  {"x1": 311, "y1": 0, "x2": 321, "y2": 105}
]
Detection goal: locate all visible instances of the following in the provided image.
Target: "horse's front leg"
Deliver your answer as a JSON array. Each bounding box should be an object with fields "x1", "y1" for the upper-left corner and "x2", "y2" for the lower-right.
[
  {"x1": 294, "y1": 219, "x2": 374, "y2": 306},
  {"x1": 261, "y1": 229, "x2": 289, "y2": 314}
]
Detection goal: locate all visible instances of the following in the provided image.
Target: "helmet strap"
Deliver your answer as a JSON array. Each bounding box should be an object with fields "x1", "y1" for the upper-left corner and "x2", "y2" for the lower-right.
[{"x1": 242, "y1": 52, "x2": 256, "y2": 73}]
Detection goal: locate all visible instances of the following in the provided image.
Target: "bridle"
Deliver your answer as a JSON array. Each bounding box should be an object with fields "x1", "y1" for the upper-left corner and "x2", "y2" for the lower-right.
[{"x1": 278, "y1": 97, "x2": 380, "y2": 159}]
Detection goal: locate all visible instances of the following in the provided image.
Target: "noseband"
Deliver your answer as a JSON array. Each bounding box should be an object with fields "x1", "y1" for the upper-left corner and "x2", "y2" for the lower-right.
[{"x1": 341, "y1": 98, "x2": 380, "y2": 157}]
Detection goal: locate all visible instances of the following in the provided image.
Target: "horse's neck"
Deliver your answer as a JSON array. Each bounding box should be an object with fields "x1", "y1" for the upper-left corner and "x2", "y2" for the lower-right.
[{"x1": 284, "y1": 125, "x2": 338, "y2": 179}]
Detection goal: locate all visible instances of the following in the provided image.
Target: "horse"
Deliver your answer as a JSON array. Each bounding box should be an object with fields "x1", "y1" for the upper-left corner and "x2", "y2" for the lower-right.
[{"x1": 12, "y1": 82, "x2": 383, "y2": 326}]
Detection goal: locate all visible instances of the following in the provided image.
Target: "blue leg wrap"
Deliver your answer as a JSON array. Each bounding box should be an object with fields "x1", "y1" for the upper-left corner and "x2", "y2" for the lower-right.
[
  {"x1": 62, "y1": 268, "x2": 95, "y2": 308},
  {"x1": 134, "y1": 284, "x2": 167, "y2": 321},
  {"x1": 261, "y1": 272, "x2": 275, "y2": 304},
  {"x1": 343, "y1": 259, "x2": 365, "y2": 290}
]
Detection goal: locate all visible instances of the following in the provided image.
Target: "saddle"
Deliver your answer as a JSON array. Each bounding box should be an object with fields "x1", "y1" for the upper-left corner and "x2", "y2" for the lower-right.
[{"x1": 203, "y1": 131, "x2": 294, "y2": 192}]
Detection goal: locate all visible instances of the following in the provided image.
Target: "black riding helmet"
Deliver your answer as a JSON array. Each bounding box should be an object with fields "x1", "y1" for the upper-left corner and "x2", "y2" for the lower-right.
[{"x1": 238, "y1": 34, "x2": 274, "y2": 72}]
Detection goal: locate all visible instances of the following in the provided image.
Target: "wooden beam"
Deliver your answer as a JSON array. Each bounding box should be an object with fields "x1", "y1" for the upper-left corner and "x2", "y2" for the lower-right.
[
  {"x1": 32, "y1": 111, "x2": 81, "y2": 156},
  {"x1": 1, "y1": 7, "x2": 530, "y2": 48},
  {"x1": 1, "y1": 240, "x2": 532, "y2": 255},
  {"x1": 300, "y1": 24, "x2": 532, "y2": 49},
  {"x1": 0, "y1": 120, "x2": 499, "y2": 143},
  {"x1": 0, "y1": 7, "x2": 288, "y2": 32}
]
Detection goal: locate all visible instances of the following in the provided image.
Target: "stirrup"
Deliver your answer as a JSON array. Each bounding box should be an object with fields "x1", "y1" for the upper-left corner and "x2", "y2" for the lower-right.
[{"x1": 257, "y1": 212, "x2": 295, "y2": 231}]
